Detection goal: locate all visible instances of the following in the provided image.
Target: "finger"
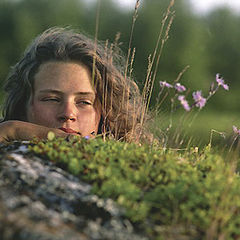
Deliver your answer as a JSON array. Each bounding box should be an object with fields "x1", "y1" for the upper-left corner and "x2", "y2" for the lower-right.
[{"x1": 15, "y1": 122, "x2": 68, "y2": 140}]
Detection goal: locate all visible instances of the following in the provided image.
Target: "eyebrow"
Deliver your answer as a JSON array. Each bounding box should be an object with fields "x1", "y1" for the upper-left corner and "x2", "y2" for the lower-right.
[{"x1": 38, "y1": 89, "x2": 95, "y2": 97}]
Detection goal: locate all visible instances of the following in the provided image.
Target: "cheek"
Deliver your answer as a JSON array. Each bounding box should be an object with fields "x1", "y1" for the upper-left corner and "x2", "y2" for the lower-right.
[
  {"x1": 94, "y1": 99, "x2": 101, "y2": 126},
  {"x1": 76, "y1": 108, "x2": 101, "y2": 135},
  {"x1": 27, "y1": 103, "x2": 56, "y2": 127},
  {"x1": 77, "y1": 110, "x2": 98, "y2": 126}
]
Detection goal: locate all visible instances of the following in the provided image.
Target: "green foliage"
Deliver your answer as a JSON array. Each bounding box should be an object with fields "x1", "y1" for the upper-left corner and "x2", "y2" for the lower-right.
[
  {"x1": 1, "y1": 0, "x2": 240, "y2": 114},
  {"x1": 29, "y1": 136, "x2": 240, "y2": 239}
]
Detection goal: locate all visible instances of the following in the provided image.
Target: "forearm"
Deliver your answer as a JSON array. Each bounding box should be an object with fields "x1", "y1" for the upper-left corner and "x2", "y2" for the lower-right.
[{"x1": 0, "y1": 120, "x2": 68, "y2": 142}]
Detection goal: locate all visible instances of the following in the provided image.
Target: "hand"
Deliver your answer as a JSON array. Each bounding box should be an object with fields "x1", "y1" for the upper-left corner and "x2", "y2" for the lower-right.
[{"x1": 0, "y1": 120, "x2": 69, "y2": 143}]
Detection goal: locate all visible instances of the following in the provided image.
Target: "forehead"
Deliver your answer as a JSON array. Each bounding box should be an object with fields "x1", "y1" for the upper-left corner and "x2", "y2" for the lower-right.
[{"x1": 33, "y1": 61, "x2": 94, "y2": 93}]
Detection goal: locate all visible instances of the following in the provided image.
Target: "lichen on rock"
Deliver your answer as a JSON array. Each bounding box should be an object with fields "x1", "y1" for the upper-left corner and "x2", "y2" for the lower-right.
[{"x1": 0, "y1": 142, "x2": 147, "y2": 240}]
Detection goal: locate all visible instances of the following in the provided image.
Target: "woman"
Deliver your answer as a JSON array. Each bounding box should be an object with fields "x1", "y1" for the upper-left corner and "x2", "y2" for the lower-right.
[{"x1": 0, "y1": 27, "x2": 148, "y2": 143}]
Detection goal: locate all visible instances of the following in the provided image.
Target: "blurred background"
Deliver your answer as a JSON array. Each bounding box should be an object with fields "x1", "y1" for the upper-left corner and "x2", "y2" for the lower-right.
[{"x1": 0, "y1": 0, "x2": 240, "y2": 147}]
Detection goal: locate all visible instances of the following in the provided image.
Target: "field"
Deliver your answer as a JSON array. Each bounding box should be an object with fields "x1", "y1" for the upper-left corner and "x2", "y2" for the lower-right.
[{"x1": 152, "y1": 110, "x2": 240, "y2": 148}]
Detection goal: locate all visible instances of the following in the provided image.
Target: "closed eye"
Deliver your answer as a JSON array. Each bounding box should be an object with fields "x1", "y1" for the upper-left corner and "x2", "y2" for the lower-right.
[{"x1": 41, "y1": 97, "x2": 60, "y2": 102}]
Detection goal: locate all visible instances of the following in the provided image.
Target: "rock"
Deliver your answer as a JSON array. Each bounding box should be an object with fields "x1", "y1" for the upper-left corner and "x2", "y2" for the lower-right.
[{"x1": 0, "y1": 142, "x2": 147, "y2": 240}]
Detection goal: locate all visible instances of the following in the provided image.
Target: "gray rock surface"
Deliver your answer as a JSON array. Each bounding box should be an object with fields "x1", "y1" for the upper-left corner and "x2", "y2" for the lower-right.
[{"x1": 0, "y1": 142, "x2": 147, "y2": 240}]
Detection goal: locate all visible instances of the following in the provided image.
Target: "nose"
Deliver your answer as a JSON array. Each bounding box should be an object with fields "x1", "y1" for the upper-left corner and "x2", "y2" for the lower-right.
[{"x1": 57, "y1": 101, "x2": 77, "y2": 122}]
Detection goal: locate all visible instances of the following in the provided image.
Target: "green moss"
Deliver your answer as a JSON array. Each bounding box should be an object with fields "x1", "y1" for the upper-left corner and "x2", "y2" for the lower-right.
[{"x1": 29, "y1": 136, "x2": 240, "y2": 239}]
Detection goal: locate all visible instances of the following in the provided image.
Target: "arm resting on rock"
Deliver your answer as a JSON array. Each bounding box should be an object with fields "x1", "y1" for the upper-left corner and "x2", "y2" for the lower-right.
[{"x1": 0, "y1": 120, "x2": 68, "y2": 143}]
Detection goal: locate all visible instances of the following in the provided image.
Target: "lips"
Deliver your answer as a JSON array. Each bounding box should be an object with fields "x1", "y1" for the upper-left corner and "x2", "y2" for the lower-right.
[{"x1": 58, "y1": 127, "x2": 80, "y2": 135}]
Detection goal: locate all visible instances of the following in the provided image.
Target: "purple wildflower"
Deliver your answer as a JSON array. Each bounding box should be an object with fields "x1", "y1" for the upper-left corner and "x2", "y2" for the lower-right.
[
  {"x1": 192, "y1": 91, "x2": 206, "y2": 109},
  {"x1": 178, "y1": 95, "x2": 191, "y2": 111},
  {"x1": 159, "y1": 81, "x2": 173, "y2": 88},
  {"x1": 233, "y1": 125, "x2": 240, "y2": 136},
  {"x1": 174, "y1": 83, "x2": 186, "y2": 92},
  {"x1": 216, "y1": 73, "x2": 229, "y2": 90},
  {"x1": 84, "y1": 135, "x2": 90, "y2": 140}
]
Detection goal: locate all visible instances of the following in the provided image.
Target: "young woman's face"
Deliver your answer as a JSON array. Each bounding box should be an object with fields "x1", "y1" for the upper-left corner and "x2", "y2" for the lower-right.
[{"x1": 27, "y1": 61, "x2": 101, "y2": 137}]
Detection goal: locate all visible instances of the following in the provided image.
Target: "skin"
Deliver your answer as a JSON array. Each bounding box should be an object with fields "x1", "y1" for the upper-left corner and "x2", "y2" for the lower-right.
[
  {"x1": 0, "y1": 120, "x2": 68, "y2": 142},
  {"x1": 0, "y1": 61, "x2": 101, "y2": 143}
]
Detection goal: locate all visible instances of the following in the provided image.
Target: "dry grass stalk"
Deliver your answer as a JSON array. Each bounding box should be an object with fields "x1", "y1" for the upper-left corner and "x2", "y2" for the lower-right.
[
  {"x1": 124, "y1": 0, "x2": 140, "y2": 80},
  {"x1": 92, "y1": 0, "x2": 101, "y2": 86},
  {"x1": 93, "y1": 0, "x2": 176, "y2": 143},
  {"x1": 140, "y1": 0, "x2": 175, "y2": 127}
]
